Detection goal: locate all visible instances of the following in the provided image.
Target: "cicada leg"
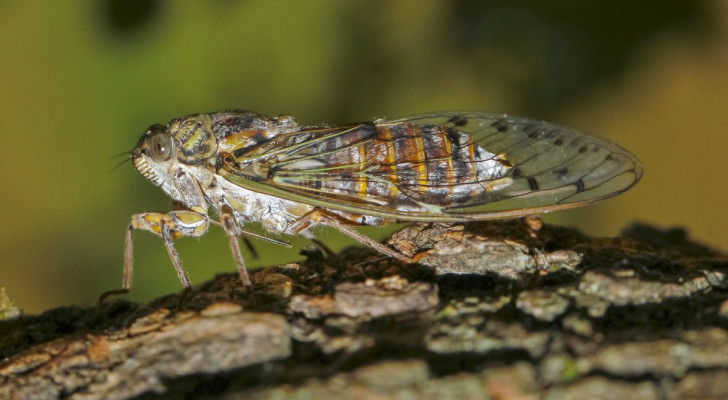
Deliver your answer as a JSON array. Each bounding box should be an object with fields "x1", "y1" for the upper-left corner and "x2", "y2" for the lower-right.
[
  {"x1": 122, "y1": 210, "x2": 209, "y2": 291},
  {"x1": 290, "y1": 211, "x2": 413, "y2": 264},
  {"x1": 219, "y1": 212, "x2": 253, "y2": 294}
]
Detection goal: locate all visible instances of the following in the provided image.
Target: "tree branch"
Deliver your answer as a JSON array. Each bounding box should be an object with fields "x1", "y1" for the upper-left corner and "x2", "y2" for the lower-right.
[{"x1": 1, "y1": 219, "x2": 727, "y2": 399}]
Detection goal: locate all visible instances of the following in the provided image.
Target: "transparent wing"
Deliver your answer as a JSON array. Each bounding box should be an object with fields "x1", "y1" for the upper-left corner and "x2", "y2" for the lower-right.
[
  {"x1": 391, "y1": 112, "x2": 643, "y2": 216},
  {"x1": 222, "y1": 112, "x2": 642, "y2": 222}
]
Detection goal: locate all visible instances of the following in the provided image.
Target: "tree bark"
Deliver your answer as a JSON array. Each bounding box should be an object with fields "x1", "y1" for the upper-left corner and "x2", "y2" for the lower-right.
[{"x1": 1, "y1": 219, "x2": 727, "y2": 399}]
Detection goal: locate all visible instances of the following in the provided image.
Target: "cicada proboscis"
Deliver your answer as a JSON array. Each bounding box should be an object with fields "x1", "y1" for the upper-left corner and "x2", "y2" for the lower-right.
[{"x1": 122, "y1": 110, "x2": 642, "y2": 293}]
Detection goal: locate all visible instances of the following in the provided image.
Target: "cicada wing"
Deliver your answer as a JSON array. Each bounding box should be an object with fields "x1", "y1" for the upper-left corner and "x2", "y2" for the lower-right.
[
  {"x1": 224, "y1": 112, "x2": 642, "y2": 222},
  {"x1": 390, "y1": 112, "x2": 643, "y2": 216}
]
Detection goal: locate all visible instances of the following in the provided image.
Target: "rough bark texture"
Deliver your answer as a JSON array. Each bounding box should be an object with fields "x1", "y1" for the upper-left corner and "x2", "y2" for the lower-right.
[{"x1": 1, "y1": 219, "x2": 727, "y2": 399}]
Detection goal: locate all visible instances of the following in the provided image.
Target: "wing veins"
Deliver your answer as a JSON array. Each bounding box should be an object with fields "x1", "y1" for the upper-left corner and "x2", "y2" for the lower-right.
[
  {"x1": 236, "y1": 124, "x2": 363, "y2": 163},
  {"x1": 273, "y1": 138, "x2": 374, "y2": 169}
]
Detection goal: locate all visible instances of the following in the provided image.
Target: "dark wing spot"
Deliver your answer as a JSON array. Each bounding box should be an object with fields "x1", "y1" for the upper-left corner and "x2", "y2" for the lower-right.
[
  {"x1": 554, "y1": 138, "x2": 564, "y2": 146},
  {"x1": 527, "y1": 130, "x2": 539, "y2": 139},
  {"x1": 605, "y1": 154, "x2": 614, "y2": 161},
  {"x1": 490, "y1": 119, "x2": 509, "y2": 133},
  {"x1": 446, "y1": 128, "x2": 461, "y2": 146},
  {"x1": 447, "y1": 114, "x2": 468, "y2": 127},
  {"x1": 554, "y1": 167, "x2": 569, "y2": 177},
  {"x1": 575, "y1": 178, "x2": 585, "y2": 193},
  {"x1": 499, "y1": 157, "x2": 514, "y2": 168},
  {"x1": 267, "y1": 164, "x2": 280, "y2": 179},
  {"x1": 527, "y1": 177, "x2": 539, "y2": 191},
  {"x1": 579, "y1": 145, "x2": 588, "y2": 153},
  {"x1": 251, "y1": 132, "x2": 267, "y2": 143},
  {"x1": 512, "y1": 166, "x2": 523, "y2": 177}
]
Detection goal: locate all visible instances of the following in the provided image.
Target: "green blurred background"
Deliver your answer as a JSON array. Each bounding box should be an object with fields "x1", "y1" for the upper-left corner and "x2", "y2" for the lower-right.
[{"x1": 1, "y1": 1, "x2": 726, "y2": 313}]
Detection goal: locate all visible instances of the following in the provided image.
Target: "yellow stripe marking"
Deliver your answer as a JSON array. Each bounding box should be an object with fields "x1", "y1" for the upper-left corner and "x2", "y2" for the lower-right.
[
  {"x1": 413, "y1": 127, "x2": 428, "y2": 193},
  {"x1": 358, "y1": 142, "x2": 367, "y2": 196},
  {"x1": 465, "y1": 136, "x2": 476, "y2": 178},
  {"x1": 378, "y1": 125, "x2": 398, "y2": 199}
]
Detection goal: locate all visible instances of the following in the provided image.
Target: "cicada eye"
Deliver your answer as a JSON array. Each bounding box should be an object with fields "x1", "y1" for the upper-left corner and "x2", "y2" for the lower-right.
[{"x1": 147, "y1": 131, "x2": 173, "y2": 161}]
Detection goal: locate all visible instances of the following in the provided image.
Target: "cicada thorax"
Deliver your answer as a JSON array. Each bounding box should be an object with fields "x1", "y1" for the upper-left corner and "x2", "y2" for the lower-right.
[
  {"x1": 167, "y1": 111, "x2": 300, "y2": 167},
  {"x1": 274, "y1": 122, "x2": 514, "y2": 211},
  {"x1": 210, "y1": 111, "x2": 298, "y2": 155},
  {"x1": 169, "y1": 114, "x2": 218, "y2": 164}
]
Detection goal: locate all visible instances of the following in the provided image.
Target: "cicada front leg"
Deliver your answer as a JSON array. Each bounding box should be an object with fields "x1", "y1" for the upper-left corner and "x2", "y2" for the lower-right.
[{"x1": 122, "y1": 210, "x2": 210, "y2": 291}]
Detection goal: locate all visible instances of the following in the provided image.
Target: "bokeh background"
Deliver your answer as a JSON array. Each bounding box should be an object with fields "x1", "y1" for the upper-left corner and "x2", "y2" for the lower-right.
[{"x1": 1, "y1": 1, "x2": 726, "y2": 313}]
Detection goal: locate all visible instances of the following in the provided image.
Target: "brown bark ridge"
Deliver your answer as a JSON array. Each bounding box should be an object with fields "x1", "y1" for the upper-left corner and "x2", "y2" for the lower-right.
[{"x1": 1, "y1": 218, "x2": 727, "y2": 399}]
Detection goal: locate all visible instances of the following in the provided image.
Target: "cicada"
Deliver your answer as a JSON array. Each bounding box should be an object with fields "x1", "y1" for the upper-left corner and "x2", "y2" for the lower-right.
[{"x1": 124, "y1": 110, "x2": 642, "y2": 292}]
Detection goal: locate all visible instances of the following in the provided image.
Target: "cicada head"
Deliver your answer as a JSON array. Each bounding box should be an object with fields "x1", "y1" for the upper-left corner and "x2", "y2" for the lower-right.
[
  {"x1": 131, "y1": 113, "x2": 220, "y2": 181},
  {"x1": 130, "y1": 123, "x2": 178, "y2": 189}
]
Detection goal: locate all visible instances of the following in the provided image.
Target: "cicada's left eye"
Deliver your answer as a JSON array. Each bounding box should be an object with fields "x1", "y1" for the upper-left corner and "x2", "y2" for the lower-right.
[{"x1": 147, "y1": 130, "x2": 173, "y2": 161}]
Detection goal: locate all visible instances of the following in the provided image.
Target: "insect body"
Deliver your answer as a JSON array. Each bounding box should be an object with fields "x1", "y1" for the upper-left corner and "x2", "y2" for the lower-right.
[{"x1": 124, "y1": 111, "x2": 642, "y2": 292}]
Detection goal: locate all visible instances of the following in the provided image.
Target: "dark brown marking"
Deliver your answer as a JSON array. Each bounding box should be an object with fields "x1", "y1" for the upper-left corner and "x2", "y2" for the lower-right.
[
  {"x1": 512, "y1": 166, "x2": 523, "y2": 177},
  {"x1": 390, "y1": 124, "x2": 420, "y2": 163},
  {"x1": 232, "y1": 146, "x2": 249, "y2": 158},
  {"x1": 420, "y1": 125, "x2": 449, "y2": 159},
  {"x1": 554, "y1": 167, "x2": 568, "y2": 176},
  {"x1": 447, "y1": 114, "x2": 468, "y2": 127},
  {"x1": 579, "y1": 145, "x2": 588, "y2": 153},
  {"x1": 527, "y1": 177, "x2": 539, "y2": 191},
  {"x1": 214, "y1": 156, "x2": 225, "y2": 172},
  {"x1": 528, "y1": 130, "x2": 539, "y2": 139},
  {"x1": 448, "y1": 140, "x2": 470, "y2": 181},
  {"x1": 267, "y1": 164, "x2": 280, "y2": 179},
  {"x1": 605, "y1": 154, "x2": 614, "y2": 161},
  {"x1": 446, "y1": 128, "x2": 461, "y2": 146},
  {"x1": 490, "y1": 119, "x2": 509, "y2": 133},
  {"x1": 575, "y1": 178, "x2": 585, "y2": 193},
  {"x1": 554, "y1": 138, "x2": 564, "y2": 146},
  {"x1": 499, "y1": 158, "x2": 514, "y2": 168}
]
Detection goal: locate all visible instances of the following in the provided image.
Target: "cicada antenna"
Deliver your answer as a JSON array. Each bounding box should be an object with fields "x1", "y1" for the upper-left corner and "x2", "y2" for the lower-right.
[{"x1": 109, "y1": 149, "x2": 133, "y2": 172}]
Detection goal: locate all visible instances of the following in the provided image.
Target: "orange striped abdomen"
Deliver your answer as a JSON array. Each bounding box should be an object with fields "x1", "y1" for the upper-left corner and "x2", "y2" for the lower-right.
[
  {"x1": 272, "y1": 121, "x2": 513, "y2": 215},
  {"x1": 324, "y1": 122, "x2": 510, "y2": 207}
]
